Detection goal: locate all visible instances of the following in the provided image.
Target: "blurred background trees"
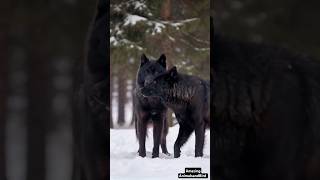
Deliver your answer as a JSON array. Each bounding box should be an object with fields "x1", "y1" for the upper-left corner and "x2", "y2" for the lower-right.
[
  {"x1": 1, "y1": 0, "x2": 95, "y2": 180},
  {"x1": 0, "y1": 16, "x2": 9, "y2": 180},
  {"x1": 213, "y1": 0, "x2": 320, "y2": 59},
  {"x1": 110, "y1": 0, "x2": 210, "y2": 128}
]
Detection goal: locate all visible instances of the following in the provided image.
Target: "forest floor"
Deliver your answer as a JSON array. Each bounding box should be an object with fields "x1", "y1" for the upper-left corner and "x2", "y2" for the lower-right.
[{"x1": 110, "y1": 125, "x2": 210, "y2": 180}]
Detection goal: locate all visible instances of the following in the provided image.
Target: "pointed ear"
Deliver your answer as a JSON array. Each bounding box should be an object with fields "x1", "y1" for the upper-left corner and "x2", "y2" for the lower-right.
[
  {"x1": 157, "y1": 54, "x2": 166, "y2": 68},
  {"x1": 140, "y1": 53, "x2": 149, "y2": 66},
  {"x1": 169, "y1": 66, "x2": 178, "y2": 79}
]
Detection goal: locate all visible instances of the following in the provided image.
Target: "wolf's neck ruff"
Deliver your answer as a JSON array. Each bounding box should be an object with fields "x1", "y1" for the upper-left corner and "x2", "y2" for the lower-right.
[{"x1": 163, "y1": 81, "x2": 196, "y2": 104}]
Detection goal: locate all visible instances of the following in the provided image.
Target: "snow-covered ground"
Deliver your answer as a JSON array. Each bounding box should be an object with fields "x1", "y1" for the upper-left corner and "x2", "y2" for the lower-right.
[{"x1": 110, "y1": 125, "x2": 210, "y2": 180}]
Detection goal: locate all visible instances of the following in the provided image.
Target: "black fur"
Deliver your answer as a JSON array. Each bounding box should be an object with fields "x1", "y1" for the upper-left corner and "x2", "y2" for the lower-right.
[
  {"x1": 133, "y1": 54, "x2": 169, "y2": 158},
  {"x1": 141, "y1": 66, "x2": 210, "y2": 158},
  {"x1": 212, "y1": 34, "x2": 320, "y2": 180},
  {"x1": 73, "y1": 0, "x2": 107, "y2": 179}
]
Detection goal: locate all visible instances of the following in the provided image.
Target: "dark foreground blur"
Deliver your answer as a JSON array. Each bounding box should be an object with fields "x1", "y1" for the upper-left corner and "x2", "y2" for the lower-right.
[{"x1": 1, "y1": 1, "x2": 96, "y2": 180}]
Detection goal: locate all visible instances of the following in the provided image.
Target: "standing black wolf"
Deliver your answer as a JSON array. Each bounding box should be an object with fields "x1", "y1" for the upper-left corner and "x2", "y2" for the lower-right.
[
  {"x1": 141, "y1": 66, "x2": 210, "y2": 158},
  {"x1": 133, "y1": 54, "x2": 170, "y2": 158}
]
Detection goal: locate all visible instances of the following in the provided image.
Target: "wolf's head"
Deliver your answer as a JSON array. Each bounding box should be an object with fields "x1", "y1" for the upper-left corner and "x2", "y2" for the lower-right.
[
  {"x1": 140, "y1": 66, "x2": 178, "y2": 98},
  {"x1": 136, "y1": 54, "x2": 166, "y2": 87}
]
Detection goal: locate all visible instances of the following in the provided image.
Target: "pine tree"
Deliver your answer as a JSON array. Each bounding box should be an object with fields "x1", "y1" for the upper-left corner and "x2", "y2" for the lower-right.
[{"x1": 110, "y1": 0, "x2": 210, "y2": 78}]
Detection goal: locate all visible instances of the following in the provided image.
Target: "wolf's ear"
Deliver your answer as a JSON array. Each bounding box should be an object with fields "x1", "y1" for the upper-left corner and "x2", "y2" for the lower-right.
[
  {"x1": 169, "y1": 66, "x2": 178, "y2": 79},
  {"x1": 157, "y1": 54, "x2": 166, "y2": 68},
  {"x1": 141, "y1": 54, "x2": 149, "y2": 67}
]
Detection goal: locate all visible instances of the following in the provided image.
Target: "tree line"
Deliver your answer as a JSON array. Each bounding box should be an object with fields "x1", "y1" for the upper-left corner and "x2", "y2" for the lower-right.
[{"x1": 110, "y1": 0, "x2": 210, "y2": 128}]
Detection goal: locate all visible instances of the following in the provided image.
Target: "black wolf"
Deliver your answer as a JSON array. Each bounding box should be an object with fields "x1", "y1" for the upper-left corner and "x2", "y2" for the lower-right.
[
  {"x1": 141, "y1": 66, "x2": 210, "y2": 158},
  {"x1": 133, "y1": 54, "x2": 170, "y2": 158},
  {"x1": 212, "y1": 34, "x2": 320, "y2": 180}
]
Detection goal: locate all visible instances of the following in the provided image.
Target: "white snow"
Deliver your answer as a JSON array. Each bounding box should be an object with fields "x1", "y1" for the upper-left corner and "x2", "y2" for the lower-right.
[
  {"x1": 110, "y1": 126, "x2": 210, "y2": 180},
  {"x1": 170, "y1": 18, "x2": 199, "y2": 27},
  {"x1": 168, "y1": 35, "x2": 176, "y2": 42},
  {"x1": 133, "y1": 1, "x2": 147, "y2": 11},
  {"x1": 151, "y1": 22, "x2": 165, "y2": 35},
  {"x1": 113, "y1": 5, "x2": 121, "y2": 12},
  {"x1": 110, "y1": 36, "x2": 118, "y2": 46},
  {"x1": 110, "y1": 36, "x2": 144, "y2": 50},
  {"x1": 194, "y1": 47, "x2": 210, "y2": 52},
  {"x1": 124, "y1": 14, "x2": 147, "y2": 26}
]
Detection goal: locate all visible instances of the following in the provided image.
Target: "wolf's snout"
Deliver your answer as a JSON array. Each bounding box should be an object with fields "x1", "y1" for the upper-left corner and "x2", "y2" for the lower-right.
[
  {"x1": 144, "y1": 76, "x2": 153, "y2": 86},
  {"x1": 140, "y1": 87, "x2": 153, "y2": 97}
]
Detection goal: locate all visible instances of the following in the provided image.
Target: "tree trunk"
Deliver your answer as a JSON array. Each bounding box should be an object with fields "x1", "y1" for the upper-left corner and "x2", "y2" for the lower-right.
[
  {"x1": 117, "y1": 69, "x2": 126, "y2": 126},
  {"x1": 161, "y1": 0, "x2": 172, "y2": 21},
  {"x1": 161, "y1": 0, "x2": 174, "y2": 126},
  {"x1": 26, "y1": 11, "x2": 50, "y2": 180},
  {"x1": 130, "y1": 78, "x2": 136, "y2": 126},
  {"x1": 0, "y1": 21, "x2": 9, "y2": 180},
  {"x1": 26, "y1": 59, "x2": 49, "y2": 180},
  {"x1": 160, "y1": 0, "x2": 174, "y2": 68},
  {"x1": 110, "y1": 73, "x2": 114, "y2": 129}
]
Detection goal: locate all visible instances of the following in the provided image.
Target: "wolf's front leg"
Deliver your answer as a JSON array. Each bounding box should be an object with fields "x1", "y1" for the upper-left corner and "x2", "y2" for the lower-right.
[
  {"x1": 152, "y1": 118, "x2": 163, "y2": 158},
  {"x1": 137, "y1": 114, "x2": 148, "y2": 157}
]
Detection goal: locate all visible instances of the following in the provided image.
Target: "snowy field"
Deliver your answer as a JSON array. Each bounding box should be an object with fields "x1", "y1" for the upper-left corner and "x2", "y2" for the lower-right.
[{"x1": 110, "y1": 125, "x2": 210, "y2": 180}]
